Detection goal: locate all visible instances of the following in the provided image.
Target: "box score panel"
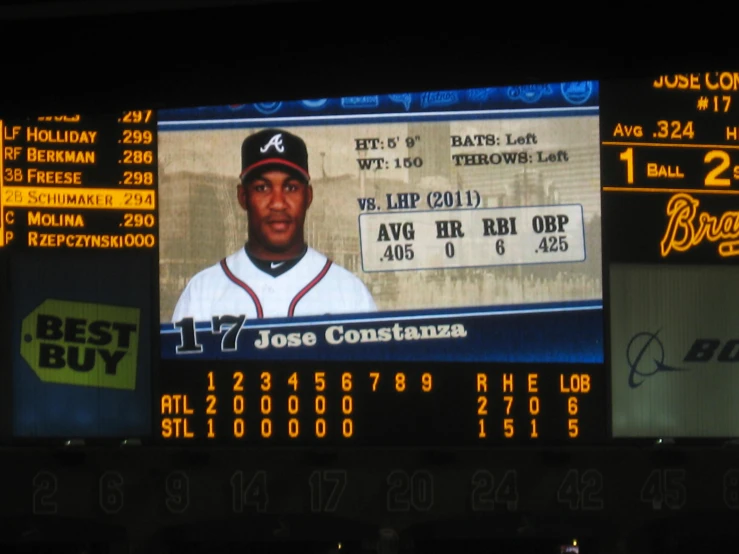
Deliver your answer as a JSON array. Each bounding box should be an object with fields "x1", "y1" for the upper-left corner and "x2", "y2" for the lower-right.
[
  {"x1": 359, "y1": 205, "x2": 585, "y2": 272},
  {"x1": 159, "y1": 366, "x2": 603, "y2": 444}
]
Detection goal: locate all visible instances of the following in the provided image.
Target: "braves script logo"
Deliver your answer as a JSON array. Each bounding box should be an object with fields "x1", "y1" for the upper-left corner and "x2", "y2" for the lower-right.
[
  {"x1": 260, "y1": 134, "x2": 285, "y2": 154},
  {"x1": 626, "y1": 330, "x2": 689, "y2": 388},
  {"x1": 661, "y1": 193, "x2": 739, "y2": 257}
]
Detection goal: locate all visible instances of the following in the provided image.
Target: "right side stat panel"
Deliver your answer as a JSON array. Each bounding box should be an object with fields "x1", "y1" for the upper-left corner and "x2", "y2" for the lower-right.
[{"x1": 602, "y1": 71, "x2": 739, "y2": 438}]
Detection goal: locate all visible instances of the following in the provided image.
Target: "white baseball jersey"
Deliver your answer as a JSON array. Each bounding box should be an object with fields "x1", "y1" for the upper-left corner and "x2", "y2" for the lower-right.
[{"x1": 172, "y1": 246, "x2": 377, "y2": 322}]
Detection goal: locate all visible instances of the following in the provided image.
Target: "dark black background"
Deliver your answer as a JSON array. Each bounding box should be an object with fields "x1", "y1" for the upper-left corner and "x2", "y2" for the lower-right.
[
  {"x1": 2, "y1": 1, "x2": 735, "y2": 114},
  {"x1": 1, "y1": 3, "x2": 738, "y2": 551}
]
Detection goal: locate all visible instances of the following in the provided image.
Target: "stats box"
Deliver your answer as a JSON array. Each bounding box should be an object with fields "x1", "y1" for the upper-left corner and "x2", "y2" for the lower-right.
[{"x1": 358, "y1": 204, "x2": 586, "y2": 272}]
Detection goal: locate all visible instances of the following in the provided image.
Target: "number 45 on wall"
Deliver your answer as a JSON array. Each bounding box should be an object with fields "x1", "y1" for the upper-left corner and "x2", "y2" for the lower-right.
[{"x1": 640, "y1": 469, "x2": 686, "y2": 510}]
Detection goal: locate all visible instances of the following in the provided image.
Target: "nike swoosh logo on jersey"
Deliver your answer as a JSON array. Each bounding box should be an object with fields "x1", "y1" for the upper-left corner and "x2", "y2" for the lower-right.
[{"x1": 271, "y1": 262, "x2": 285, "y2": 268}]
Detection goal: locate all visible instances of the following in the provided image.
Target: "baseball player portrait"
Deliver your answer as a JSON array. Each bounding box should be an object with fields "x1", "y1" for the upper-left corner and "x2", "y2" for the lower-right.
[{"x1": 171, "y1": 128, "x2": 378, "y2": 322}]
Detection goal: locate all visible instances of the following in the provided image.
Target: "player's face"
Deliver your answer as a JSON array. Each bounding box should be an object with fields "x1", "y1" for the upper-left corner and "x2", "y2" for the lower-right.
[{"x1": 239, "y1": 169, "x2": 313, "y2": 259}]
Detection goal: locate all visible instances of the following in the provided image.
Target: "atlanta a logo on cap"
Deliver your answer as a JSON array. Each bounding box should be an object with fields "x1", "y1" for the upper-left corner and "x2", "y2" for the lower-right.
[{"x1": 260, "y1": 133, "x2": 285, "y2": 154}]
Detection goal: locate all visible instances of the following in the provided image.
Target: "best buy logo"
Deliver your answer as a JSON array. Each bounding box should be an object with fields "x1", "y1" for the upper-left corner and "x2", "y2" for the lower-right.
[{"x1": 21, "y1": 299, "x2": 140, "y2": 390}]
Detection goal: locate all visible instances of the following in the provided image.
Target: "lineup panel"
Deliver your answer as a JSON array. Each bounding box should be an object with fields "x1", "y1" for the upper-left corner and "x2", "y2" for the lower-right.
[
  {"x1": 0, "y1": 111, "x2": 158, "y2": 250},
  {"x1": 0, "y1": 110, "x2": 158, "y2": 440}
]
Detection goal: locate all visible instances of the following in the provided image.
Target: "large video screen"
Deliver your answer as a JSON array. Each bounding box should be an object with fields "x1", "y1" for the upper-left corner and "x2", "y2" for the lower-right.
[
  {"x1": 157, "y1": 88, "x2": 603, "y2": 364},
  {"x1": 151, "y1": 85, "x2": 605, "y2": 444}
]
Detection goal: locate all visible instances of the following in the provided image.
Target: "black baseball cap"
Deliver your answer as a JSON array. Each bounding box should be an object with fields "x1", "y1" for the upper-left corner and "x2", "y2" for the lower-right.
[{"x1": 240, "y1": 128, "x2": 310, "y2": 183}]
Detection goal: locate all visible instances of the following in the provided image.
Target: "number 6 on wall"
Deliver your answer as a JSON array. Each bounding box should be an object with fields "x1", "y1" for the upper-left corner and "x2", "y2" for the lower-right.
[{"x1": 99, "y1": 471, "x2": 124, "y2": 514}]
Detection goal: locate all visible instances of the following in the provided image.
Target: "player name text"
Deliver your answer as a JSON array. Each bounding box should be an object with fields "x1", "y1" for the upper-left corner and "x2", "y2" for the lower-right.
[
  {"x1": 27, "y1": 148, "x2": 95, "y2": 164},
  {"x1": 653, "y1": 72, "x2": 739, "y2": 91},
  {"x1": 25, "y1": 128, "x2": 98, "y2": 144},
  {"x1": 27, "y1": 211, "x2": 85, "y2": 227},
  {"x1": 254, "y1": 322, "x2": 468, "y2": 350}
]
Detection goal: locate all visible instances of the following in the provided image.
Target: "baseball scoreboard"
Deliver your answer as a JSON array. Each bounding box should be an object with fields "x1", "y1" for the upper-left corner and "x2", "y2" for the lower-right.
[
  {"x1": 1, "y1": 72, "x2": 739, "y2": 448},
  {"x1": 1, "y1": 64, "x2": 739, "y2": 552}
]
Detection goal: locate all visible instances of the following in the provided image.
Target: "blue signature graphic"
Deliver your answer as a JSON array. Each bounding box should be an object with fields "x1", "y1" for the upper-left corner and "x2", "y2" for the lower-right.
[
  {"x1": 341, "y1": 96, "x2": 379, "y2": 109},
  {"x1": 301, "y1": 99, "x2": 328, "y2": 109},
  {"x1": 466, "y1": 87, "x2": 495, "y2": 102},
  {"x1": 506, "y1": 84, "x2": 553, "y2": 104},
  {"x1": 560, "y1": 81, "x2": 593, "y2": 105},
  {"x1": 420, "y1": 91, "x2": 459, "y2": 108},
  {"x1": 389, "y1": 93, "x2": 412, "y2": 111},
  {"x1": 254, "y1": 102, "x2": 283, "y2": 115},
  {"x1": 626, "y1": 330, "x2": 690, "y2": 388}
]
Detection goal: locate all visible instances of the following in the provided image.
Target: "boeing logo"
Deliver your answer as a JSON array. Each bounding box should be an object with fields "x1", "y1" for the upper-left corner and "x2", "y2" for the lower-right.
[
  {"x1": 626, "y1": 330, "x2": 739, "y2": 388},
  {"x1": 626, "y1": 330, "x2": 689, "y2": 388}
]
